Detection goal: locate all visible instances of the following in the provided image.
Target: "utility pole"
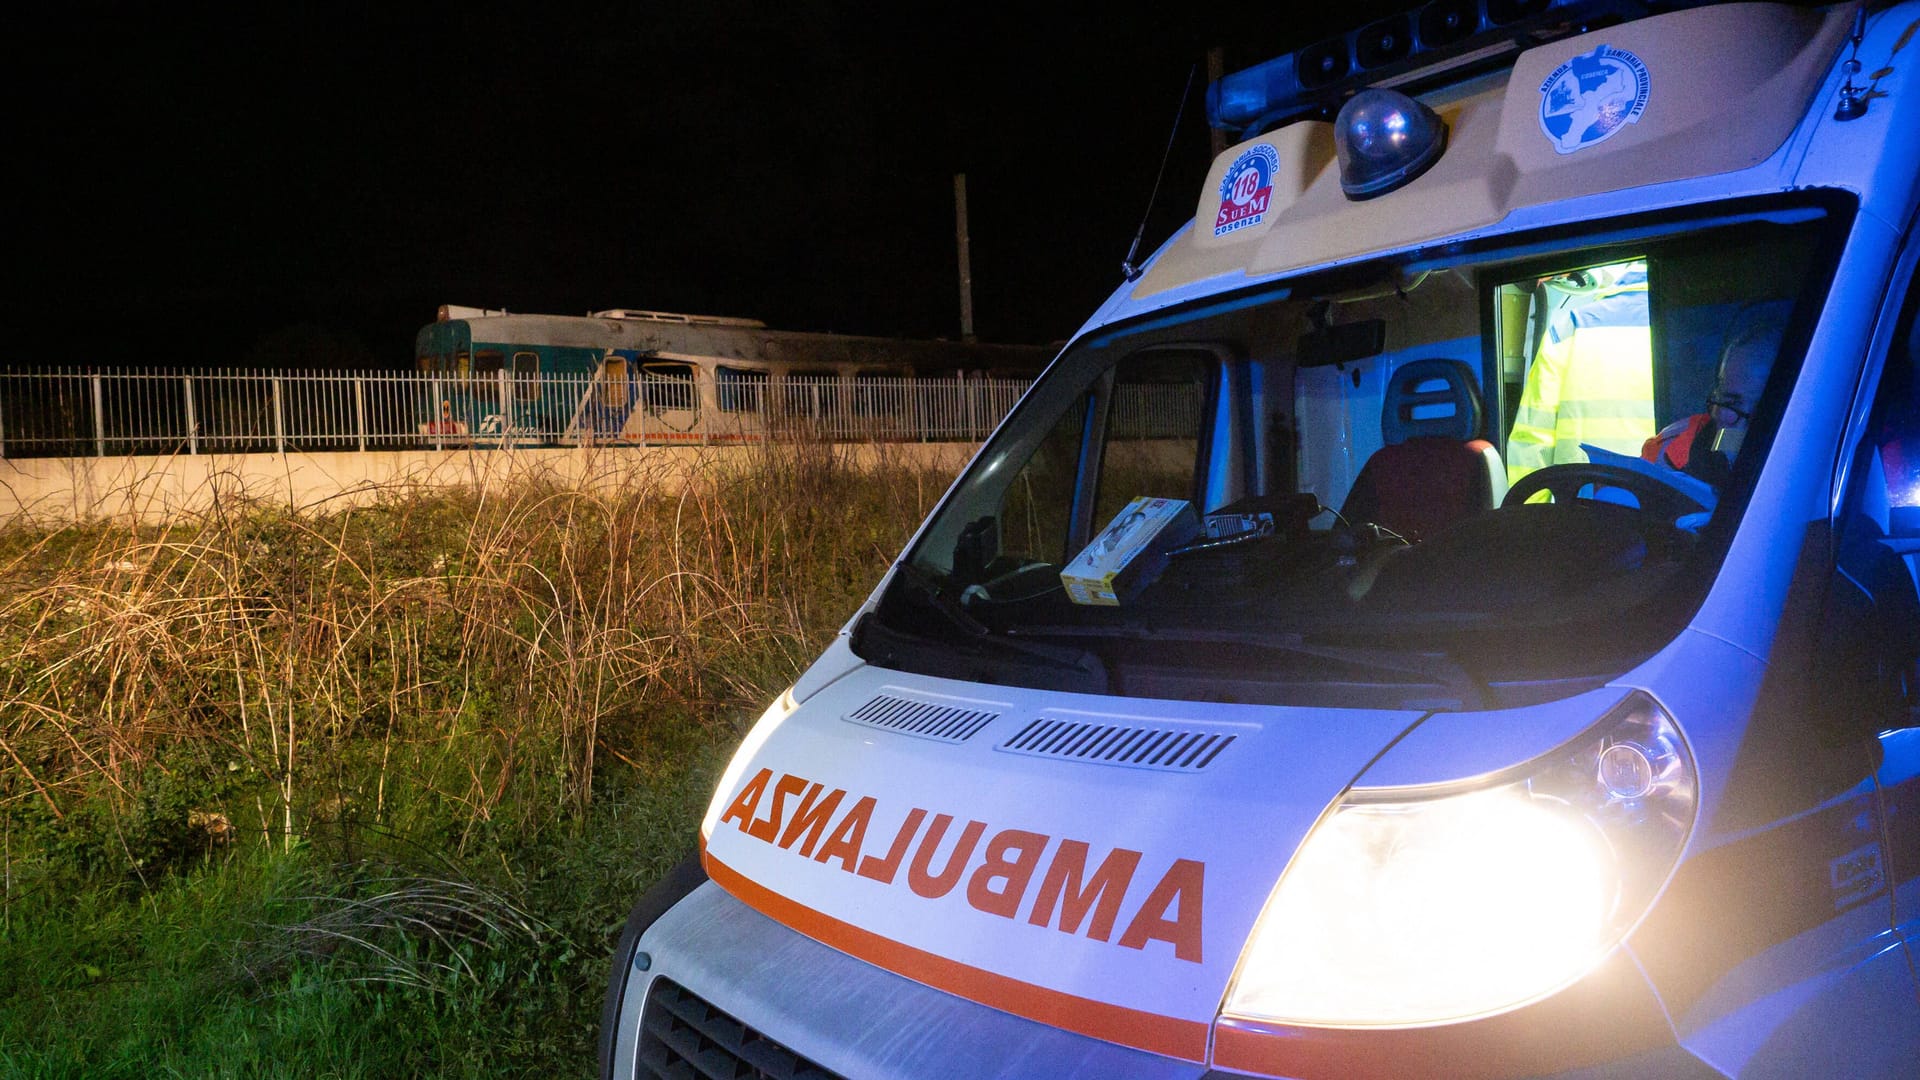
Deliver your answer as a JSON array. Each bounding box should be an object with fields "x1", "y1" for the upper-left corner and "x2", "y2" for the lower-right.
[
  {"x1": 1207, "y1": 47, "x2": 1229, "y2": 159},
  {"x1": 954, "y1": 173, "x2": 976, "y2": 343}
]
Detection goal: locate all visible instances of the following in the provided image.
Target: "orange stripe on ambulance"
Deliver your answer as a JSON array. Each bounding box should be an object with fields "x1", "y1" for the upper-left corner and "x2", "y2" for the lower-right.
[{"x1": 718, "y1": 767, "x2": 1205, "y2": 963}]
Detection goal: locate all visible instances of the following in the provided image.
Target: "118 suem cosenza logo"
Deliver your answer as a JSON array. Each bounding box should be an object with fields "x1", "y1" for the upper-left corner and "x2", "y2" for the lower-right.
[{"x1": 1214, "y1": 145, "x2": 1280, "y2": 237}]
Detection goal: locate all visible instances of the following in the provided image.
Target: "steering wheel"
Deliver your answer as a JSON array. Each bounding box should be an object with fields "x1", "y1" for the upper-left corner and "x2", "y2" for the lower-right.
[
  {"x1": 1502, "y1": 462, "x2": 1708, "y2": 520},
  {"x1": 964, "y1": 557, "x2": 1061, "y2": 604}
]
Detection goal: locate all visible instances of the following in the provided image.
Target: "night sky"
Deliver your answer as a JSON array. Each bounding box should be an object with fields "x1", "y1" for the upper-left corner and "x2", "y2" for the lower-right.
[{"x1": 16, "y1": 3, "x2": 1403, "y2": 370}]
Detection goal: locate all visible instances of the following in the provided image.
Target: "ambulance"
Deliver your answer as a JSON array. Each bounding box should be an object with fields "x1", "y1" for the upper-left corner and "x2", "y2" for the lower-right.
[{"x1": 602, "y1": 1, "x2": 1920, "y2": 1076}]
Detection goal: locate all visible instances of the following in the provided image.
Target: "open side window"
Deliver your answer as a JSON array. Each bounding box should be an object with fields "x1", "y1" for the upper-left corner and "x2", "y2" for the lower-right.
[
  {"x1": 1493, "y1": 257, "x2": 1652, "y2": 487},
  {"x1": 1086, "y1": 350, "x2": 1212, "y2": 539},
  {"x1": 639, "y1": 361, "x2": 698, "y2": 415},
  {"x1": 716, "y1": 366, "x2": 768, "y2": 413},
  {"x1": 1831, "y1": 270, "x2": 1920, "y2": 734}
]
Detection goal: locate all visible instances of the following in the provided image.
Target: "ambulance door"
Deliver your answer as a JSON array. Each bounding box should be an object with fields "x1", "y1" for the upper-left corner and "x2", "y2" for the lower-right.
[
  {"x1": 1842, "y1": 258, "x2": 1920, "y2": 974},
  {"x1": 1502, "y1": 258, "x2": 1655, "y2": 486}
]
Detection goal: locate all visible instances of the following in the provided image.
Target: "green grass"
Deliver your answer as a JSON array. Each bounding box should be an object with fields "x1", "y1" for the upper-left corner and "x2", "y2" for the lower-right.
[{"x1": 0, "y1": 445, "x2": 942, "y2": 1076}]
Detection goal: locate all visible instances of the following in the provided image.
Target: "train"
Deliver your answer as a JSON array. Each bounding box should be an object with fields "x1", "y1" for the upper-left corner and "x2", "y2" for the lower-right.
[{"x1": 411, "y1": 305, "x2": 1052, "y2": 444}]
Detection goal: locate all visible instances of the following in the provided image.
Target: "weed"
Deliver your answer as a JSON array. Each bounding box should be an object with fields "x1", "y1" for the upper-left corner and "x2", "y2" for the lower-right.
[{"x1": 0, "y1": 443, "x2": 943, "y2": 1075}]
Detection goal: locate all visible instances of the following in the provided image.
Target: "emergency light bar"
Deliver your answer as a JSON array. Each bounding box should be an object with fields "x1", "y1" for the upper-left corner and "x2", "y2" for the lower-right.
[{"x1": 1207, "y1": 0, "x2": 1699, "y2": 139}]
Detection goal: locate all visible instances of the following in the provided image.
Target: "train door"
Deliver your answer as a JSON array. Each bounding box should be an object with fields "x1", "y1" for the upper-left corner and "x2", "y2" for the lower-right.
[
  {"x1": 471, "y1": 350, "x2": 508, "y2": 440},
  {"x1": 568, "y1": 354, "x2": 633, "y2": 443},
  {"x1": 510, "y1": 351, "x2": 546, "y2": 442}
]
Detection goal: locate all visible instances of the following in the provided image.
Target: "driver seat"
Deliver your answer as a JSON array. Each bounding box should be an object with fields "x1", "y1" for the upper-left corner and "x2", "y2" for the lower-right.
[{"x1": 1341, "y1": 358, "x2": 1505, "y2": 541}]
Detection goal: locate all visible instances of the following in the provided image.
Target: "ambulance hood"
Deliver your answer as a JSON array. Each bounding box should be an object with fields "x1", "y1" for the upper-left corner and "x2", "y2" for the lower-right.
[{"x1": 700, "y1": 661, "x2": 1425, "y2": 1062}]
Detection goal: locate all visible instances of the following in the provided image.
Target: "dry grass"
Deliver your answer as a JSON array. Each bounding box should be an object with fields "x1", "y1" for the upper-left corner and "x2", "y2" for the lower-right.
[
  {"x1": 0, "y1": 440, "x2": 948, "y2": 878},
  {"x1": 0, "y1": 441, "x2": 957, "y2": 1074}
]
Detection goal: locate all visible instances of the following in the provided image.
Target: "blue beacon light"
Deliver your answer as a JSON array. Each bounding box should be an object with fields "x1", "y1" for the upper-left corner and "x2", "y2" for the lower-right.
[{"x1": 1335, "y1": 88, "x2": 1448, "y2": 200}]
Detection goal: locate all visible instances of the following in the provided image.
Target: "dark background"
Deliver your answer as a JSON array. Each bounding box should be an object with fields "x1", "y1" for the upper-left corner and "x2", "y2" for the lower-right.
[{"x1": 14, "y1": 3, "x2": 1403, "y2": 369}]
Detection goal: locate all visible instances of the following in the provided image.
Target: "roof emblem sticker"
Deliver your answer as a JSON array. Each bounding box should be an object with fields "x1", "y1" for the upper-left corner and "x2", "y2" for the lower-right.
[
  {"x1": 1538, "y1": 44, "x2": 1651, "y2": 155},
  {"x1": 1214, "y1": 144, "x2": 1280, "y2": 236}
]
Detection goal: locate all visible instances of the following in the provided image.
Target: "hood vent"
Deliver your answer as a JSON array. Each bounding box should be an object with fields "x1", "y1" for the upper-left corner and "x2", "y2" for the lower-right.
[
  {"x1": 845, "y1": 691, "x2": 1001, "y2": 744},
  {"x1": 999, "y1": 716, "x2": 1236, "y2": 772}
]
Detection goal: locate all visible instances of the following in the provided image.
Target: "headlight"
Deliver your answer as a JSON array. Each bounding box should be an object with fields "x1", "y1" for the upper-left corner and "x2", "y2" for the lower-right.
[
  {"x1": 699, "y1": 686, "x2": 800, "y2": 841},
  {"x1": 1224, "y1": 692, "x2": 1695, "y2": 1028}
]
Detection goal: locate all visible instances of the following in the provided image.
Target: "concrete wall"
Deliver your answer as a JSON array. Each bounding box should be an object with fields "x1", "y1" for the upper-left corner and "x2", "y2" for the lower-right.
[{"x1": 0, "y1": 443, "x2": 981, "y2": 524}]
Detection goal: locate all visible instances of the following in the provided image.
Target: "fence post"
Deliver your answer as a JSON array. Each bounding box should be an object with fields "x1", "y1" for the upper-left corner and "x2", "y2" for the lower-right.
[
  {"x1": 184, "y1": 375, "x2": 199, "y2": 454},
  {"x1": 497, "y1": 368, "x2": 511, "y2": 449},
  {"x1": 962, "y1": 372, "x2": 979, "y2": 440},
  {"x1": 0, "y1": 384, "x2": 7, "y2": 459},
  {"x1": 431, "y1": 377, "x2": 444, "y2": 452},
  {"x1": 271, "y1": 378, "x2": 286, "y2": 454},
  {"x1": 92, "y1": 374, "x2": 106, "y2": 457},
  {"x1": 354, "y1": 377, "x2": 368, "y2": 452}
]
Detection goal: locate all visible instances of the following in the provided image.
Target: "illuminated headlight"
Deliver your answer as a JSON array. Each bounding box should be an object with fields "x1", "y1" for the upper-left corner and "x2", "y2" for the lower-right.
[
  {"x1": 1224, "y1": 692, "x2": 1695, "y2": 1027},
  {"x1": 699, "y1": 686, "x2": 800, "y2": 841}
]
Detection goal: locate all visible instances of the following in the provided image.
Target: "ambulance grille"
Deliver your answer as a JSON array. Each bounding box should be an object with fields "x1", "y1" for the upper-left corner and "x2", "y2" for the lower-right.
[
  {"x1": 844, "y1": 692, "x2": 1000, "y2": 743},
  {"x1": 637, "y1": 977, "x2": 842, "y2": 1080},
  {"x1": 998, "y1": 717, "x2": 1236, "y2": 772}
]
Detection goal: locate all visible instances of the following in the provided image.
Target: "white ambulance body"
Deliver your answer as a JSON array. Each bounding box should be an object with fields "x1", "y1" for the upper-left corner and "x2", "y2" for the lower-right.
[{"x1": 603, "y1": 2, "x2": 1920, "y2": 1077}]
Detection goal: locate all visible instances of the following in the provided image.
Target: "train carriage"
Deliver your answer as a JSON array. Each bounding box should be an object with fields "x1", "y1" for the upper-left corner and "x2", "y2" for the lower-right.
[{"x1": 413, "y1": 306, "x2": 1050, "y2": 446}]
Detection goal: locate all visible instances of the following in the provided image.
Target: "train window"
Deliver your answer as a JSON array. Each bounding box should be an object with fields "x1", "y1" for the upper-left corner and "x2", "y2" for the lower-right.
[
  {"x1": 513, "y1": 352, "x2": 540, "y2": 401},
  {"x1": 455, "y1": 351, "x2": 472, "y2": 378},
  {"x1": 641, "y1": 362, "x2": 698, "y2": 414},
  {"x1": 416, "y1": 355, "x2": 433, "y2": 373},
  {"x1": 717, "y1": 366, "x2": 768, "y2": 413},
  {"x1": 785, "y1": 369, "x2": 840, "y2": 418},
  {"x1": 853, "y1": 370, "x2": 905, "y2": 416},
  {"x1": 473, "y1": 351, "x2": 505, "y2": 391}
]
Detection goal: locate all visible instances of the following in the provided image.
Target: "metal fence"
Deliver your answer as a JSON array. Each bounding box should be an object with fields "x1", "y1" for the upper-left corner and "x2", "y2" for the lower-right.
[{"x1": 0, "y1": 368, "x2": 1205, "y2": 458}]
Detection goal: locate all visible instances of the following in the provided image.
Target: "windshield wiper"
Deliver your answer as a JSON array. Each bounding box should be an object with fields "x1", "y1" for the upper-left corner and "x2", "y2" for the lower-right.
[
  {"x1": 1006, "y1": 620, "x2": 1490, "y2": 708},
  {"x1": 889, "y1": 561, "x2": 987, "y2": 633},
  {"x1": 868, "y1": 563, "x2": 1109, "y2": 679}
]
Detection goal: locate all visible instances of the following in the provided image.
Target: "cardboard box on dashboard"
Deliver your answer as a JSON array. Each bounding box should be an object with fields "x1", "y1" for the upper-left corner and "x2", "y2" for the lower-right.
[{"x1": 1060, "y1": 497, "x2": 1200, "y2": 606}]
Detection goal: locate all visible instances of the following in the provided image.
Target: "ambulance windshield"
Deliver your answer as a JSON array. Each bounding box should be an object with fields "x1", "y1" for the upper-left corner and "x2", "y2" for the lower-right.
[{"x1": 855, "y1": 199, "x2": 1847, "y2": 711}]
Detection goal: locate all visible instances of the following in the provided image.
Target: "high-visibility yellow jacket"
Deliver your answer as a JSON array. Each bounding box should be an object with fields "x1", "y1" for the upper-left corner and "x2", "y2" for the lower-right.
[{"x1": 1506, "y1": 273, "x2": 1657, "y2": 484}]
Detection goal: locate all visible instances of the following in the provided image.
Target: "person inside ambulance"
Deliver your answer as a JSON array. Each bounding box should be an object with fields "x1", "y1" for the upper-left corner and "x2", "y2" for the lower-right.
[
  {"x1": 1505, "y1": 260, "x2": 1656, "y2": 485},
  {"x1": 1641, "y1": 306, "x2": 1782, "y2": 488}
]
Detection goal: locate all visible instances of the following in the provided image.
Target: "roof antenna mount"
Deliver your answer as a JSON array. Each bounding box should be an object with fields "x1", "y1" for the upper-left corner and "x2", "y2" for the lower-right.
[
  {"x1": 1834, "y1": 8, "x2": 1869, "y2": 121},
  {"x1": 1121, "y1": 63, "x2": 1199, "y2": 282}
]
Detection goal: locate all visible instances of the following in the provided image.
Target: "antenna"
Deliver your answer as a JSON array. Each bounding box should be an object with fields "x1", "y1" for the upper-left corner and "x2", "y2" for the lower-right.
[
  {"x1": 1834, "y1": 8, "x2": 1869, "y2": 121},
  {"x1": 1121, "y1": 63, "x2": 1199, "y2": 283}
]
